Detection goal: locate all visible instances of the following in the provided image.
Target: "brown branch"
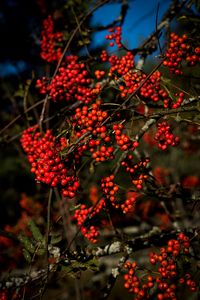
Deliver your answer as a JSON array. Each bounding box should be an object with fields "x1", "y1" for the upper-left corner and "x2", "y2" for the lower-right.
[
  {"x1": 1, "y1": 227, "x2": 198, "y2": 291},
  {"x1": 0, "y1": 98, "x2": 45, "y2": 136},
  {"x1": 101, "y1": 253, "x2": 129, "y2": 299}
]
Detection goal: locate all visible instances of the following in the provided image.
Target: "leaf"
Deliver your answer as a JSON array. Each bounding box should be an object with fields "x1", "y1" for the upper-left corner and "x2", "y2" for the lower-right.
[
  {"x1": 78, "y1": 38, "x2": 91, "y2": 46},
  {"x1": 19, "y1": 235, "x2": 35, "y2": 254},
  {"x1": 14, "y1": 85, "x2": 24, "y2": 98},
  {"x1": 36, "y1": 248, "x2": 45, "y2": 256},
  {"x1": 89, "y1": 161, "x2": 95, "y2": 174},
  {"x1": 28, "y1": 220, "x2": 44, "y2": 243},
  {"x1": 178, "y1": 15, "x2": 200, "y2": 24},
  {"x1": 69, "y1": 204, "x2": 81, "y2": 212},
  {"x1": 84, "y1": 258, "x2": 99, "y2": 271},
  {"x1": 61, "y1": 258, "x2": 99, "y2": 276},
  {"x1": 61, "y1": 265, "x2": 77, "y2": 278},
  {"x1": 50, "y1": 233, "x2": 63, "y2": 245},
  {"x1": 197, "y1": 0, "x2": 200, "y2": 11},
  {"x1": 23, "y1": 248, "x2": 32, "y2": 263}
]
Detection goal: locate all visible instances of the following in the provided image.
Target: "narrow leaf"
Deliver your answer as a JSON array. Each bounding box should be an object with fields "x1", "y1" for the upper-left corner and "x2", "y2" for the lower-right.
[
  {"x1": 23, "y1": 249, "x2": 32, "y2": 263},
  {"x1": 28, "y1": 220, "x2": 43, "y2": 243}
]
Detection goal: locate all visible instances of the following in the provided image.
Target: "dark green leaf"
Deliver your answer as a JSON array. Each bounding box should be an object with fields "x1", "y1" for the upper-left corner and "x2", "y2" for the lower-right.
[
  {"x1": 22, "y1": 249, "x2": 32, "y2": 263},
  {"x1": 28, "y1": 220, "x2": 44, "y2": 243}
]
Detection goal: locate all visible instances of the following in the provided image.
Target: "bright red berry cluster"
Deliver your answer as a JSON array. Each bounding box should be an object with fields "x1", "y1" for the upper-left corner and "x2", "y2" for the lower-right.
[
  {"x1": 94, "y1": 69, "x2": 105, "y2": 80},
  {"x1": 163, "y1": 33, "x2": 200, "y2": 74},
  {"x1": 170, "y1": 91, "x2": 185, "y2": 109},
  {"x1": 73, "y1": 199, "x2": 105, "y2": 243},
  {"x1": 73, "y1": 100, "x2": 114, "y2": 162},
  {"x1": 119, "y1": 69, "x2": 185, "y2": 109},
  {"x1": 105, "y1": 26, "x2": 122, "y2": 48},
  {"x1": 36, "y1": 55, "x2": 101, "y2": 104},
  {"x1": 124, "y1": 261, "x2": 154, "y2": 300},
  {"x1": 20, "y1": 126, "x2": 80, "y2": 198},
  {"x1": 154, "y1": 121, "x2": 180, "y2": 151},
  {"x1": 74, "y1": 100, "x2": 108, "y2": 137},
  {"x1": 108, "y1": 51, "x2": 134, "y2": 77},
  {"x1": 121, "y1": 195, "x2": 137, "y2": 214},
  {"x1": 101, "y1": 175, "x2": 139, "y2": 213},
  {"x1": 100, "y1": 49, "x2": 109, "y2": 62},
  {"x1": 90, "y1": 144, "x2": 114, "y2": 163},
  {"x1": 101, "y1": 175, "x2": 119, "y2": 208},
  {"x1": 124, "y1": 233, "x2": 197, "y2": 299},
  {"x1": 121, "y1": 155, "x2": 150, "y2": 189},
  {"x1": 113, "y1": 123, "x2": 139, "y2": 151},
  {"x1": 40, "y1": 15, "x2": 64, "y2": 63},
  {"x1": 101, "y1": 29, "x2": 199, "y2": 109}
]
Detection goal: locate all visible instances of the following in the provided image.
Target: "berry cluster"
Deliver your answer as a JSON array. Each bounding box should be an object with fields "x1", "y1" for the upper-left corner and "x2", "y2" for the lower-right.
[
  {"x1": 73, "y1": 199, "x2": 105, "y2": 243},
  {"x1": 20, "y1": 126, "x2": 79, "y2": 198},
  {"x1": 73, "y1": 100, "x2": 115, "y2": 162},
  {"x1": 121, "y1": 155, "x2": 150, "y2": 189},
  {"x1": 74, "y1": 100, "x2": 108, "y2": 137},
  {"x1": 36, "y1": 55, "x2": 101, "y2": 104},
  {"x1": 102, "y1": 31, "x2": 189, "y2": 109},
  {"x1": 108, "y1": 51, "x2": 134, "y2": 78},
  {"x1": 170, "y1": 92, "x2": 185, "y2": 109},
  {"x1": 100, "y1": 50, "x2": 109, "y2": 62},
  {"x1": 91, "y1": 144, "x2": 114, "y2": 163},
  {"x1": 163, "y1": 33, "x2": 200, "y2": 74},
  {"x1": 124, "y1": 233, "x2": 197, "y2": 300},
  {"x1": 113, "y1": 123, "x2": 139, "y2": 151},
  {"x1": 101, "y1": 175, "x2": 140, "y2": 213},
  {"x1": 94, "y1": 69, "x2": 105, "y2": 80},
  {"x1": 124, "y1": 261, "x2": 154, "y2": 300},
  {"x1": 120, "y1": 70, "x2": 171, "y2": 109},
  {"x1": 140, "y1": 71, "x2": 162, "y2": 102},
  {"x1": 40, "y1": 15, "x2": 64, "y2": 63},
  {"x1": 119, "y1": 69, "x2": 186, "y2": 109},
  {"x1": 155, "y1": 121, "x2": 180, "y2": 151},
  {"x1": 121, "y1": 196, "x2": 137, "y2": 214},
  {"x1": 105, "y1": 26, "x2": 122, "y2": 48},
  {"x1": 101, "y1": 175, "x2": 119, "y2": 208}
]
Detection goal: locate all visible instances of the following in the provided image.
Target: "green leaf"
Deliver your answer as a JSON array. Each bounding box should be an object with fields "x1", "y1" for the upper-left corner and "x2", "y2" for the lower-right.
[
  {"x1": 178, "y1": 15, "x2": 200, "y2": 24},
  {"x1": 69, "y1": 204, "x2": 81, "y2": 212},
  {"x1": 23, "y1": 249, "x2": 32, "y2": 263},
  {"x1": 19, "y1": 235, "x2": 35, "y2": 254},
  {"x1": 50, "y1": 233, "x2": 63, "y2": 245},
  {"x1": 28, "y1": 220, "x2": 44, "y2": 243},
  {"x1": 14, "y1": 84, "x2": 24, "y2": 98},
  {"x1": 36, "y1": 248, "x2": 45, "y2": 256},
  {"x1": 85, "y1": 258, "x2": 99, "y2": 271},
  {"x1": 61, "y1": 258, "x2": 99, "y2": 276},
  {"x1": 61, "y1": 265, "x2": 77, "y2": 278},
  {"x1": 197, "y1": 0, "x2": 200, "y2": 11}
]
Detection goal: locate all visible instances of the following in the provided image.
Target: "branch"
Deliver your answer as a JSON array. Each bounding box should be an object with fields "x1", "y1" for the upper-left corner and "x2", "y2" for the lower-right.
[
  {"x1": 0, "y1": 227, "x2": 198, "y2": 291},
  {"x1": 101, "y1": 253, "x2": 128, "y2": 299},
  {"x1": 132, "y1": 0, "x2": 189, "y2": 56},
  {"x1": 92, "y1": 226, "x2": 199, "y2": 257},
  {"x1": 0, "y1": 99, "x2": 45, "y2": 136},
  {"x1": 92, "y1": 0, "x2": 129, "y2": 31}
]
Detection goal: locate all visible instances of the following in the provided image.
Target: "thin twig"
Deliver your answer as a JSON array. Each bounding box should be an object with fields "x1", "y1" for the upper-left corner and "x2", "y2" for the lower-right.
[
  {"x1": 0, "y1": 99, "x2": 45, "y2": 136},
  {"x1": 39, "y1": 188, "x2": 53, "y2": 300}
]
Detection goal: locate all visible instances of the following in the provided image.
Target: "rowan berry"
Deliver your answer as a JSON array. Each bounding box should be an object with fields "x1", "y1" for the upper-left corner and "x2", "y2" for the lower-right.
[
  {"x1": 155, "y1": 121, "x2": 180, "y2": 150},
  {"x1": 40, "y1": 15, "x2": 64, "y2": 63}
]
